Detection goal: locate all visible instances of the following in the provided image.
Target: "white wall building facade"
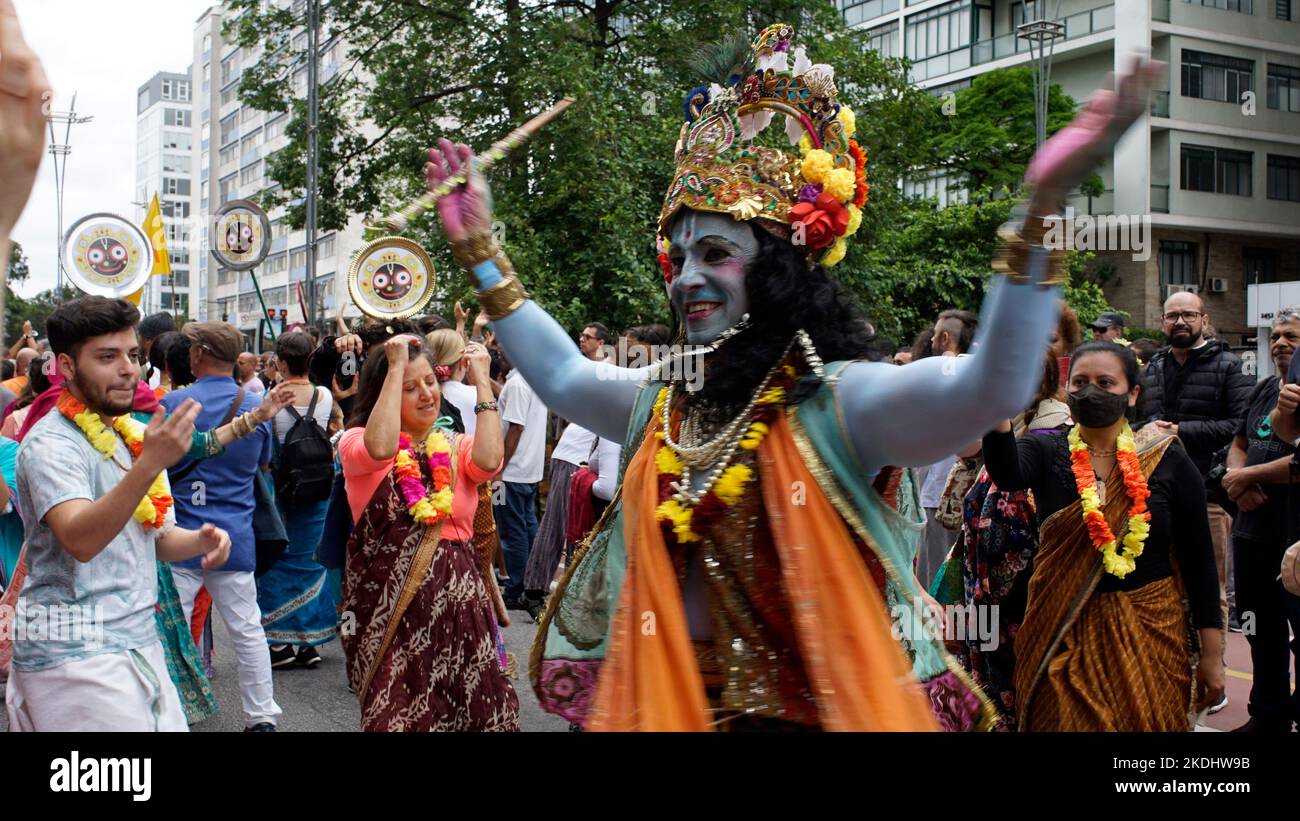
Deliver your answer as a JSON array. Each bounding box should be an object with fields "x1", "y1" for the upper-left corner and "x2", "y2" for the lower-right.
[{"x1": 134, "y1": 71, "x2": 196, "y2": 319}]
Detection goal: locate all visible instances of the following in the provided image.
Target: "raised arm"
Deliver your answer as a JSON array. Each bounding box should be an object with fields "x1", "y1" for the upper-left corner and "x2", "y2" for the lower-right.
[
  {"x1": 841, "y1": 262, "x2": 1060, "y2": 474},
  {"x1": 427, "y1": 139, "x2": 648, "y2": 443}
]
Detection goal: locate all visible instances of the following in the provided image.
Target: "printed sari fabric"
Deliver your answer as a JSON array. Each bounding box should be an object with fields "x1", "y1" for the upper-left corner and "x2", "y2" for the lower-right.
[
  {"x1": 340, "y1": 457, "x2": 519, "y2": 732},
  {"x1": 155, "y1": 561, "x2": 219, "y2": 725},
  {"x1": 945, "y1": 466, "x2": 1038, "y2": 729},
  {"x1": 258, "y1": 498, "x2": 338, "y2": 646},
  {"x1": 1014, "y1": 430, "x2": 1195, "y2": 731}
]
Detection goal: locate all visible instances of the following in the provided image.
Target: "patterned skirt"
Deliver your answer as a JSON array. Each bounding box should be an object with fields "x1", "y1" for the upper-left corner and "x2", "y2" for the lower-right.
[{"x1": 341, "y1": 468, "x2": 519, "y2": 732}]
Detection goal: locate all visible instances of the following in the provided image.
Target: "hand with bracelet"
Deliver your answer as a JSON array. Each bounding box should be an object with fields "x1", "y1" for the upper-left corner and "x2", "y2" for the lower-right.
[{"x1": 197, "y1": 383, "x2": 296, "y2": 457}]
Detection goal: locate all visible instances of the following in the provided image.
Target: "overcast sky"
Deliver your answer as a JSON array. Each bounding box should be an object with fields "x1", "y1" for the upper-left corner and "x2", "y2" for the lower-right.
[{"x1": 9, "y1": 0, "x2": 217, "y2": 297}]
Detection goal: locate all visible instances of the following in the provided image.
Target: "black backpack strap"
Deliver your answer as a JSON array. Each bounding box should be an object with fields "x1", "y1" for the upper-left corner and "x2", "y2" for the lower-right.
[{"x1": 305, "y1": 385, "x2": 321, "y2": 422}]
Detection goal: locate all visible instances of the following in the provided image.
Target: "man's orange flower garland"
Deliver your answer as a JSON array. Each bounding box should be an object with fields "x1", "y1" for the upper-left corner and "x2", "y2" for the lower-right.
[{"x1": 1067, "y1": 422, "x2": 1150, "y2": 578}]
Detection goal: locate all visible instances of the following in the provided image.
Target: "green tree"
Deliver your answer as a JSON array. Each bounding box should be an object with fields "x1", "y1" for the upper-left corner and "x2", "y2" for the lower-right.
[{"x1": 228, "y1": 0, "x2": 943, "y2": 332}]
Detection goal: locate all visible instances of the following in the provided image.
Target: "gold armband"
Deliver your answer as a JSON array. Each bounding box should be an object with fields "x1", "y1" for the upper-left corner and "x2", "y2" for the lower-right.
[
  {"x1": 991, "y1": 213, "x2": 1068, "y2": 287},
  {"x1": 477, "y1": 275, "x2": 530, "y2": 321},
  {"x1": 451, "y1": 230, "x2": 501, "y2": 272}
]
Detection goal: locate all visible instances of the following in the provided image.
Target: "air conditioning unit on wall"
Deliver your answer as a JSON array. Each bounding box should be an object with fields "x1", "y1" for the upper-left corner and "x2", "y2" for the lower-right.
[
  {"x1": 1165, "y1": 283, "x2": 1200, "y2": 299},
  {"x1": 1207, "y1": 277, "x2": 1228, "y2": 293}
]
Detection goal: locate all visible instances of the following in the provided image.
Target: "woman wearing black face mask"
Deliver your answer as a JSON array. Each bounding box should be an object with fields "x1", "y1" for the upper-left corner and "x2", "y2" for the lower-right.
[{"x1": 981, "y1": 341, "x2": 1224, "y2": 731}]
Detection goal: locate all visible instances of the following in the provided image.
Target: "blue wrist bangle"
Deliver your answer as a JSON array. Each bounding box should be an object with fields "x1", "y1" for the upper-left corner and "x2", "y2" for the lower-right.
[{"x1": 473, "y1": 260, "x2": 503, "y2": 290}]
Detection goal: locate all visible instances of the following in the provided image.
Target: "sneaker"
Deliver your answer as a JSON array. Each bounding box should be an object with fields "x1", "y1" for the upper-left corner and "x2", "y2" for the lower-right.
[
  {"x1": 295, "y1": 645, "x2": 322, "y2": 668},
  {"x1": 1207, "y1": 692, "x2": 1229, "y2": 715},
  {"x1": 503, "y1": 595, "x2": 527, "y2": 611},
  {"x1": 269, "y1": 645, "x2": 297, "y2": 669},
  {"x1": 244, "y1": 722, "x2": 277, "y2": 732}
]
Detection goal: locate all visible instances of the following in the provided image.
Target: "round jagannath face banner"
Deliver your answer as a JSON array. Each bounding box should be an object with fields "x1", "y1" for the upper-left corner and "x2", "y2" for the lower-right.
[
  {"x1": 61, "y1": 213, "x2": 152, "y2": 297},
  {"x1": 210, "y1": 199, "x2": 271, "y2": 271},
  {"x1": 347, "y1": 236, "x2": 435, "y2": 320}
]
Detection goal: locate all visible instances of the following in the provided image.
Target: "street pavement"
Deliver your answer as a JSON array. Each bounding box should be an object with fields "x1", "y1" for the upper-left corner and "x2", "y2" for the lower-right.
[{"x1": 192, "y1": 610, "x2": 569, "y2": 732}]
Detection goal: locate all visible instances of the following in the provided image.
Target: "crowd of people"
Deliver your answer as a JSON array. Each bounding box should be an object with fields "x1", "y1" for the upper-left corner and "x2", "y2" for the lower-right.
[{"x1": 0, "y1": 6, "x2": 1294, "y2": 733}]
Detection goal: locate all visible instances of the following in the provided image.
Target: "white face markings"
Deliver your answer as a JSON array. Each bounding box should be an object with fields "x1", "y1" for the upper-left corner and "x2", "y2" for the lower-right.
[{"x1": 668, "y1": 210, "x2": 757, "y2": 345}]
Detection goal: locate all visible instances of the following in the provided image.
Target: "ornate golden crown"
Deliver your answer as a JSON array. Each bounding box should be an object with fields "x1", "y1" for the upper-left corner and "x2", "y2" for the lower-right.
[{"x1": 658, "y1": 23, "x2": 869, "y2": 267}]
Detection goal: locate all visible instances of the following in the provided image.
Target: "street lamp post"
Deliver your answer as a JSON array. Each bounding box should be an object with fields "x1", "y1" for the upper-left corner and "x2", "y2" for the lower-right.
[
  {"x1": 48, "y1": 93, "x2": 94, "y2": 295},
  {"x1": 1017, "y1": 2, "x2": 1065, "y2": 149}
]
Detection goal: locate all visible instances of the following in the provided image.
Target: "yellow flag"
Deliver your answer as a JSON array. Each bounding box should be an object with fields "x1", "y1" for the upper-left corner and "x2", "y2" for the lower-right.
[
  {"x1": 128, "y1": 194, "x2": 171, "y2": 306},
  {"x1": 145, "y1": 193, "x2": 172, "y2": 277}
]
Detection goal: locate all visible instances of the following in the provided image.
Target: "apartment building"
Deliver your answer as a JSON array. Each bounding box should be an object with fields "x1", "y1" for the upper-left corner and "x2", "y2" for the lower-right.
[
  {"x1": 134, "y1": 71, "x2": 196, "y2": 319},
  {"x1": 842, "y1": 0, "x2": 1300, "y2": 371}
]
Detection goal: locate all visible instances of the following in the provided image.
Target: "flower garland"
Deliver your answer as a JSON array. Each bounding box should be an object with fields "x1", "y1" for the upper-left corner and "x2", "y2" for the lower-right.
[
  {"x1": 394, "y1": 429, "x2": 455, "y2": 526},
  {"x1": 56, "y1": 391, "x2": 173, "y2": 530},
  {"x1": 653, "y1": 363, "x2": 796, "y2": 545},
  {"x1": 1067, "y1": 423, "x2": 1151, "y2": 578}
]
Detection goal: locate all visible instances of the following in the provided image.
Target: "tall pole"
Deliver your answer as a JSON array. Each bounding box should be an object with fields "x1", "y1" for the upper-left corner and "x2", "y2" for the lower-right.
[
  {"x1": 47, "y1": 93, "x2": 93, "y2": 295},
  {"x1": 1018, "y1": 2, "x2": 1065, "y2": 149},
  {"x1": 305, "y1": 0, "x2": 320, "y2": 329}
]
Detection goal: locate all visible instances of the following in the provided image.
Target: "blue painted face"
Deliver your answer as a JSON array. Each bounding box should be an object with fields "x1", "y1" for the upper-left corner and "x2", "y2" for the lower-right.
[{"x1": 667, "y1": 210, "x2": 757, "y2": 345}]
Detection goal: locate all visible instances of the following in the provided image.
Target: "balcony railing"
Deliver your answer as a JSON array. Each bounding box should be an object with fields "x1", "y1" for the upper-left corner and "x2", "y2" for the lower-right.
[
  {"x1": 1151, "y1": 90, "x2": 1170, "y2": 117},
  {"x1": 966, "y1": 2, "x2": 1115, "y2": 69},
  {"x1": 1151, "y1": 184, "x2": 1170, "y2": 213}
]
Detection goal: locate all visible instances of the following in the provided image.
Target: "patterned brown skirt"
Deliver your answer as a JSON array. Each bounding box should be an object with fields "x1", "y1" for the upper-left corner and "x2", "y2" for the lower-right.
[{"x1": 341, "y1": 470, "x2": 519, "y2": 732}]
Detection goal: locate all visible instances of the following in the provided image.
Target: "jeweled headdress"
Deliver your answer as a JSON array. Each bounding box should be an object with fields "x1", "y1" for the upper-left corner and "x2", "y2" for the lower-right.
[{"x1": 658, "y1": 23, "x2": 869, "y2": 267}]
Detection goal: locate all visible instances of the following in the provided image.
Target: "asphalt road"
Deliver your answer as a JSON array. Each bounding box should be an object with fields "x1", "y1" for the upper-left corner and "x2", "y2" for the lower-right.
[{"x1": 191, "y1": 610, "x2": 569, "y2": 733}]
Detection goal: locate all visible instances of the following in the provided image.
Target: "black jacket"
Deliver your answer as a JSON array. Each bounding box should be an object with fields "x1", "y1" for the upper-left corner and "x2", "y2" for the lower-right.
[{"x1": 1138, "y1": 339, "x2": 1254, "y2": 476}]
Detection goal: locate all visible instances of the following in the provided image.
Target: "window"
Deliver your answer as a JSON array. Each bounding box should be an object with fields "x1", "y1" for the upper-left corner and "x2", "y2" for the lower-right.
[
  {"x1": 315, "y1": 235, "x2": 335, "y2": 260},
  {"x1": 1244, "y1": 248, "x2": 1279, "y2": 283},
  {"x1": 839, "y1": 0, "x2": 900, "y2": 26},
  {"x1": 218, "y1": 174, "x2": 237, "y2": 203},
  {"x1": 266, "y1": 253, "x2": 288, "y2": 274},
  {"x1": 162, "y1": 154, "x2": 188, "y2": 174},
  {"x1": 240, "y1": 161, "x2": 262, "y2": 186},
  {"x1": 1182, "y1": 50, "x2": 1254, "y2": 103},
  {"x1": 1185, "y1": 0, "x2": 1252, "y2": 11},
  {"x1": 242, "y1": 106, "x2": 260, "y2": 124},
  {"x1": 163, "y1": 131, "x2": 191, "y2": 151},
  {"x1": 220, "y1": 113, "x2": 238, "y2": 145},
  {"x1": 290, "y1": 248, "x2": 308, "y2": 270},
  {"x1": 170, "y1": 248, "x2": 191, "y2": 267},
  {"x1": 1181, "y1": 143, "x2": 1252, "y2": 195},
  {"x1": 162, "y1": 78, "x2": 172, "y2": 99},
  {"x1": 177, "y1": 81, "x2": 190, "y2": 102},
  {"x1": 219, "y1": 268, "x2": 237, "y2": 286},
  {"x1": 220, "y1": 84, "x2": 239, "y2": 106},
  {"x1": 165, "y1": 222, "x2": 190, "y2": 244},
  {"x1": 240, "y1": 130, "x2": 263, "y2": 155},
  {"x1": 866, "y1": 22, "x2": 900, "y2": 60},
  {"x1": 220, "y1": 54, "x2": 239, "y2": 86},
  {"x1": 165, "y1": 200, "x2": 191, "y2": 219},
  {"x1": 238, "y1": 292, "x2": 258, "y2": 314},
  {"x1": 161, "y1": 293, "x2": 189, "y2": 314},
  {"x1": 161, "y1": 271, "x2": 190, "y2": 288},
  {"x1": 1159, "y1": 241, "x2": 1197, "y2": 286},
  {"x1": 906, "y1": 1, "x2": 972, "y2": 60},
  {"x1": 1267, "y1": 63, "x2": 1300, "y2": 112},
  {"x1": 164, "y1": 108, "x2": 191, "y2": 128},
  {"x1": 1280, "y1": 0, "x2": 1294, "y2": 19},
  {"x1": 162, "y1": 177, "x2": 191, "y2": 196},
  {"x1": 1268, "y1": 154, "x2": 1300, "y2": 201},
  {"x1": 265, "y1": 115, "x2": 288, "y2": 141},
  {"x1": 219, "y1": 143, "x2": 238, "y2": 166}
]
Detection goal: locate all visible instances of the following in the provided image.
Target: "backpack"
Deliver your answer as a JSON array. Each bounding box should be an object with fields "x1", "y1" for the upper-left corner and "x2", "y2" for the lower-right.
[{"x1": 274, "y1": 387, "x2": 333, "y2": 505}]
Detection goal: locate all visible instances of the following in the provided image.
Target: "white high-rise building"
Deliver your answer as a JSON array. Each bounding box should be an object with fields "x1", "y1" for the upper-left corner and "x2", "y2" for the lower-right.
[
  {"x1": 192, "y1": 2, "x2": 366, "y2": 348},
  {"x1": 134, "y1": 70, "x2": 196, "y2": 319},
  {"x1": 841, "y1": 0, "x2": 1300, "y2": 367}
]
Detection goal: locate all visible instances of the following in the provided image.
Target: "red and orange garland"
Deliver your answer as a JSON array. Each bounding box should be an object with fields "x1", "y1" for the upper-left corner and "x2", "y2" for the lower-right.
[
  {"x1": 56, "y1": 390, "x2": 173, "y2": 530},
  {"x1": 1067, "y1": 422, "x2": 1150, "y2": 578}
]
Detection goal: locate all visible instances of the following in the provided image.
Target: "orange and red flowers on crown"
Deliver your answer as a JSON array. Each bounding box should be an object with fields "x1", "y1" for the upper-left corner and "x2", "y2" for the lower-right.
[{"x1": 789, "y1": 191, "x2": 850, "y2": 251}]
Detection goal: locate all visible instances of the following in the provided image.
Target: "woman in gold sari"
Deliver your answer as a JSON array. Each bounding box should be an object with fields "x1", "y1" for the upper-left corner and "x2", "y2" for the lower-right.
[{"x1": 982, "y1": 341, "x2": 1224, "y2": 731}]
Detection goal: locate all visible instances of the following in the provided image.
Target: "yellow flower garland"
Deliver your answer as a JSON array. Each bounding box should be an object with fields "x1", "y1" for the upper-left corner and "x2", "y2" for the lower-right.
[
  {"x1": 651, "y1": 380, "x2": 787, "y2": 542},
  {"x1": 58, "y1": 393, "x2": 173, "y2": 530}
]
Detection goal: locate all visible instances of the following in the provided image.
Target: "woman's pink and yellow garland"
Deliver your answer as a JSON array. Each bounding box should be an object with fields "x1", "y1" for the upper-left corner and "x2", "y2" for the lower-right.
[
  {"x1": 1068, "y1": 422, "x2": 1150, "y2": 578},
  {"x1": 394, "y1": 429, "x2": 454, "y2": 526},
  {"x1": 57, "y1": 390, "x2": 173, "y2": 530}
]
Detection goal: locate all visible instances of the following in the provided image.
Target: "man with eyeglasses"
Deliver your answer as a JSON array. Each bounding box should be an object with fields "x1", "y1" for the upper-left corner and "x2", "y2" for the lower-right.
[
  {"x1": 1139, "y1": 290, "x2": 1254, "y2": 715},
  {"x1": 577, "y1": 322, "x2": 611, "y2": 361}
]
